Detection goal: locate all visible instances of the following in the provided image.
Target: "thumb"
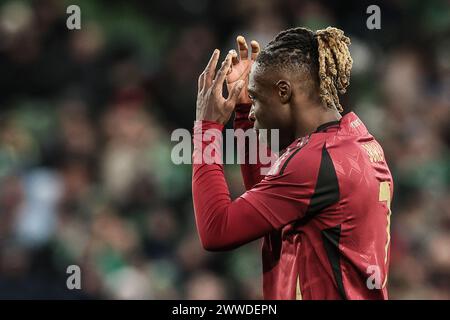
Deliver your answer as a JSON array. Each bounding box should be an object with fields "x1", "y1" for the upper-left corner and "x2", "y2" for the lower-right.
[{"x1": 226, "y1": 80, "x2": 245, "y2": 105}]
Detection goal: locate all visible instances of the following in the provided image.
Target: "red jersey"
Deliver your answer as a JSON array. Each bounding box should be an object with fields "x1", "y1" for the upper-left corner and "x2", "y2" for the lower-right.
[{"x1": 192, "y1": 105, "x2": 393, "y2": 300}]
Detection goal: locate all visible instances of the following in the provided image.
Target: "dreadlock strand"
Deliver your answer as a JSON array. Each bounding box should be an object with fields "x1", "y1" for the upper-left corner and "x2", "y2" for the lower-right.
[
  {"x1": 256, "y1": 26, "x2": 352, "y2": 113},
  {"x1": 316, "y1": 27, "x2": 353, "y2": 112}
]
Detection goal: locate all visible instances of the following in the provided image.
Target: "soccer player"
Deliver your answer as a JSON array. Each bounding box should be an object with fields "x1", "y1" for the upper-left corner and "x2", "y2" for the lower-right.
[{"x1": 192, "y1": 27, "x2": 394, "y2": 299}]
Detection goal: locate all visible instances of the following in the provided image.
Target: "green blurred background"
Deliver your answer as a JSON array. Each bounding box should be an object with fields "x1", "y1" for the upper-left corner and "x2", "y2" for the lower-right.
[{"x1": 0, "y1": 0, "x2": 448, "y2": 299}]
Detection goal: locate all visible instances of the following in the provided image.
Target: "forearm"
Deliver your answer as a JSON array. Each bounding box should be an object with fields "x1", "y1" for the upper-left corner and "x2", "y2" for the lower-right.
[
  {"x1": 234, "y1": 104, "x2": 273, "y2": 190},
  {"x1": 192, "y1": 121, "x2": 273, "y2": 251}
]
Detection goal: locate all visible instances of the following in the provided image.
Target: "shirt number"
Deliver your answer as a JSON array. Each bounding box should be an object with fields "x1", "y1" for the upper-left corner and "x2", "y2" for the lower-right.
[{"x1": 379, "y1": 181, "x2": 392, "y2": 288}]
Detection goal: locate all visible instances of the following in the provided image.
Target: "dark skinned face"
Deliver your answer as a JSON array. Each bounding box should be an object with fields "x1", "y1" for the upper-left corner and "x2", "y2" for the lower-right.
[{"x1": 247, "y1": 63, "x2": 296, "y2": 150}]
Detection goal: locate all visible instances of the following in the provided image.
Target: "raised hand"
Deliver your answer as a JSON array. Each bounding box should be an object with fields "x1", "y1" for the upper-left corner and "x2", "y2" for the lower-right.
[
  {"x1": 196, "y1": 50, "x2": 245, "y2": 125},
  {"x1": 226, "y1": 36, "x2": 260, "y2": 105}
]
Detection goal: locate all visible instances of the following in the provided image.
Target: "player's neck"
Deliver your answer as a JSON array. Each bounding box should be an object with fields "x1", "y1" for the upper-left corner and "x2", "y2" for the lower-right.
[{"x1": 293, "y1": 105, "x2": 342, "y2": 138}]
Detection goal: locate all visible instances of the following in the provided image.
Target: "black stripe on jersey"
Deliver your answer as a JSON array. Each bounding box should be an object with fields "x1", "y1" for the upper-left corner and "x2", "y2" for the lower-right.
[
  {"x1": 279, "y1": 120, "x2": 339, "y2": 176},
  {"x1": 279, "y1": 146, "x2": 304, "y2": 176},
  {"x1": 322, "y1": 224, "x2": 346, "y2": 300},
  {"x1": 292, "y1": 144, "x2": 340, "y2": 227}
]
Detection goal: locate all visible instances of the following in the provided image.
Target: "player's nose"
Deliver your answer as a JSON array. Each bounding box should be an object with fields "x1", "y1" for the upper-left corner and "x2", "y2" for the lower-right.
[{"x1": 248, "y1": 106, "x2": 256, "y2": 122}]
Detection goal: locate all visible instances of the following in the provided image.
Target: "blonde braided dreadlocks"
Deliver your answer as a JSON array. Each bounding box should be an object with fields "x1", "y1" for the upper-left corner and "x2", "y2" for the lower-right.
[{"x1": 316, "y1": 27, "x2": 353, "y2": 112}]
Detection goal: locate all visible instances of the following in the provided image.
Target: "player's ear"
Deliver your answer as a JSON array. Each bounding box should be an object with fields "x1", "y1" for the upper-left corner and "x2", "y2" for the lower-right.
[{"x1": 276, "y1": 80, "x2": 291, "y2": 104}]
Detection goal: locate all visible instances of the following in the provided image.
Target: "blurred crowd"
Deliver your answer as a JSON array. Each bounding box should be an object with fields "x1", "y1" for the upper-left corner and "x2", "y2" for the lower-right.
[{"x1": 0, "y1": 0, "x2": 449, "y2": 299}]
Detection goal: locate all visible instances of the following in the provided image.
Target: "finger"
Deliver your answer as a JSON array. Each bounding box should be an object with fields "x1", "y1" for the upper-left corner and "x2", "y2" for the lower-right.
[
  {"x1": 212, "y1": 53, "x2": 232, "y2": 91},
  {"x1": 227, "y1": 50, "x2": 238, "y2": 76},
  {"x1": 250, "y1": 40, "x2": 260, "y2": 60},
  {"x1": 226, "y1": 80, "x2": 245, "y2": 106},
  {"x1": 203, "y1": 49, "x2": 220, "y2": 90},
  {"x1": 237, "y1": 36, "x2": 248, "y2": 60},
  {"x1": 198, "y1": 72, "x2": 205, "y2": 92},
  {"x1": 227, "y1": 64, "x2": 233, "y2": 76},
  {"x1": 229, "y1": 49, "x2": 239, "y2": 65}
]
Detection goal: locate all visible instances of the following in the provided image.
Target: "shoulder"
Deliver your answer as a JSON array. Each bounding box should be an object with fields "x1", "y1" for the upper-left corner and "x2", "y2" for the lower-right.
[{"x1": 265, "y1": 134, "x2": 327, "y2": 181}]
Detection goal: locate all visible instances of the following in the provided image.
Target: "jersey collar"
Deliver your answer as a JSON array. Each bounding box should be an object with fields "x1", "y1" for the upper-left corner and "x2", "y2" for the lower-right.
[{"x1": 313, "y1": 120, "x2": 341, "y2": 133}]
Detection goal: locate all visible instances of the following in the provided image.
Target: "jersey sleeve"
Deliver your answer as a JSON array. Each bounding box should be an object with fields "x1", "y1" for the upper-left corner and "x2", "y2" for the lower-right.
[
  {"x1": 192, "y1": 120, "x2": 274, "y2": 251},
  {"x1": 233, "y1": 103, "x2": 274, "y2": 190}
]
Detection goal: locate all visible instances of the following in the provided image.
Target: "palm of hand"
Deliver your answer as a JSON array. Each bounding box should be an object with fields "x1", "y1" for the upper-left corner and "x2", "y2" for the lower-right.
[
  {"x1": 226, "y1": 60, "x2": 253, "y2": 104},
  {"x1": 227, "y1": 60, "x2": 253, "y2": 105},
  {"x1": 226, "y1": 58, "x2": 253, "y2": 105}
]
